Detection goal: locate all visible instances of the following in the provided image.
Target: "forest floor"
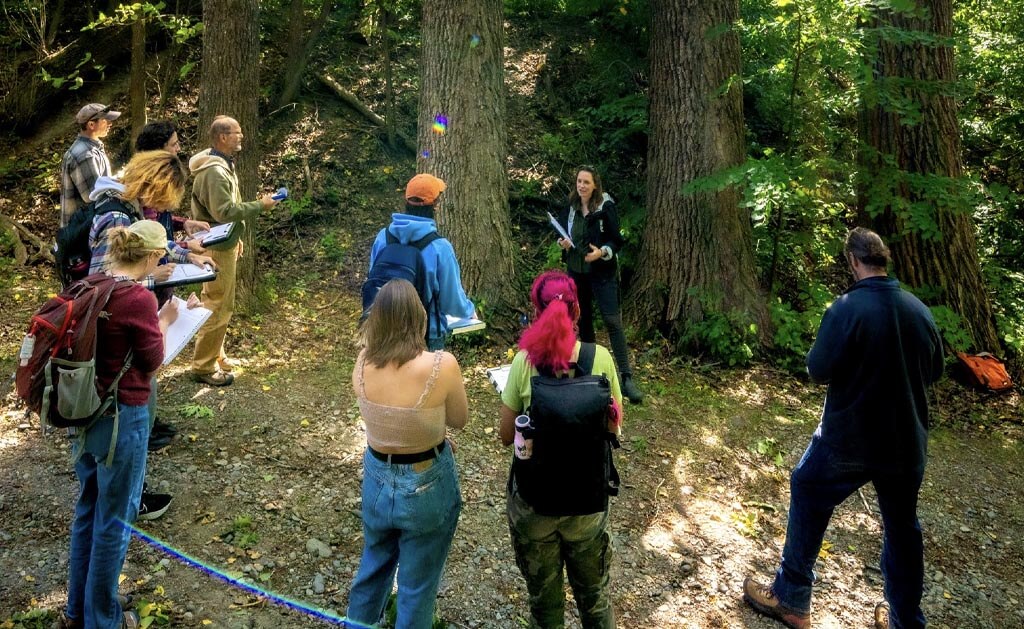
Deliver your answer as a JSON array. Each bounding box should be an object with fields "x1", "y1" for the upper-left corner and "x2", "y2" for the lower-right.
[
  {"x1": 2, "y1": 249, "x2": 1023, "y2": 629},
  {"x1": 2, "y1": 19, "x2": 1024, "y2": 629}
]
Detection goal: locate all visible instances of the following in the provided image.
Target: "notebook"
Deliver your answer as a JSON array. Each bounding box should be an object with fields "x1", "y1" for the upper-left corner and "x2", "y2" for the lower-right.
[
  {"x1": 487, "y1": 364, "x2": 512, "y2": 394},
  {"x1": 153, "y1": 263, "x2": 217, "y2": 289},
  {"x1": 163, "y1": 297, "x2": 213, "y2": 365},
  {"x1": 447, "y1": 315, "x2": 486, "y2": 335},
  {"x1": 190, "y1": 222, "x2": 235, "y2": 246}
]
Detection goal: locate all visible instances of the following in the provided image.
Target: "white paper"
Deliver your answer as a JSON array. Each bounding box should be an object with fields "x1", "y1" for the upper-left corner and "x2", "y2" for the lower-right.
[
  {"x1": 154, "y1": 263, "x2": 216, "y2": 288},
  {"x1": 487, "y1": 364, "x2": 512, "y2": 394},
  {"x1": 547, "y1": 212, "x2": 573, "y2": 248},
  {"x1": 162, "y1": 297, "x2": 213, "y2": 365},
  {"x1": 191, "y1": 222, "x2": 235, "y2": 245}
]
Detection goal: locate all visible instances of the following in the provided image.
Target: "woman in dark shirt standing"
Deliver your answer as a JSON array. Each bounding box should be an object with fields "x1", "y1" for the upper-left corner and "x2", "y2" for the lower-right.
[
  {"x1": 57, "y1": 221, "x2": 178, "y2": 629},
  {"x1": 556, "y1": 166, "x2": 643, "y2": 403}
]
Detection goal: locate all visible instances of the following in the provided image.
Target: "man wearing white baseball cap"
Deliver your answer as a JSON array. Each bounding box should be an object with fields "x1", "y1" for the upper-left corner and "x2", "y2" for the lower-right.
[{"x1": 60, "y1": 103, "x2": 121, "y2": 226}]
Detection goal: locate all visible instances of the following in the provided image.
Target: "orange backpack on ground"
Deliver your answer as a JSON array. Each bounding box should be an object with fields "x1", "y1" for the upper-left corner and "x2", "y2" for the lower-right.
[{"x1": 955, "y1": 352, "x2": 1014, "y2": 393}]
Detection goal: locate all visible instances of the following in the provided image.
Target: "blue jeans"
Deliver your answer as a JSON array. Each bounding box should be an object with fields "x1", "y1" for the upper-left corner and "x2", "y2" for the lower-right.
[
  {"x1": 346, "y1": 445, "x2": 462, "y2": 629},
  {"x1": 773, "y1": 438, "x2": 925, "y2": 629},
  {"x1": 67, "y1": 403, "x2": 150, "y2": 629}
]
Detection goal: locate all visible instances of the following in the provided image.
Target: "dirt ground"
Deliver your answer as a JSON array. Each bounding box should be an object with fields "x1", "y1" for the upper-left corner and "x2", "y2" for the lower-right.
[{"x1": 2, "y1": 262, "x2": 1022, "y2": 628}]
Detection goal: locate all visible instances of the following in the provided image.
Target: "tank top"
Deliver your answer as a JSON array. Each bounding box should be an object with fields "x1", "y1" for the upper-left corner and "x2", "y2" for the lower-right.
[{"x1": 357, "y1": 350, "x2": 447, "y2": 454}]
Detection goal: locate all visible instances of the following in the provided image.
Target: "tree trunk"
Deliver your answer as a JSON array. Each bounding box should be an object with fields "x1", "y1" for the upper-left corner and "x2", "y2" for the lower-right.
[
  {"x1": 857, "y1": 0, "x2": 999, "y2": 351},
  {"x1": 276, "y1": 0, "x2": 333, "y2": 107},
  {"x1": 417, "y1": 0, "x2": 517, "y2": 328},
  {"x1": 129, "y1": 15, "x2": 147, "y2": 143},
  {"x1": 381, "y1": 6, "x2": 396, "y2": 148},
  {"x1": 198, "y1": 0, "x2": 261, "y2": 304},
  {"x1": 629, "y1": 0, "x2": 768, "y2": 344}
]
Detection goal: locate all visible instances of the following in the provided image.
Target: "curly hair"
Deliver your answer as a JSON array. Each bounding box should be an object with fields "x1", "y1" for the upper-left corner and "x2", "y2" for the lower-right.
[
  {"x1": 135, "y1": 121, "x2": 177, "y2": 152},
  {"x1": 518, "y1": 270, "x2": 580, "y2": 373},
  {"x1": 361, "y1": 279, "x2": 427, "y2": 368},
  {"x1": 121, "y1": 150, "x2": 186, "y2": 211}
]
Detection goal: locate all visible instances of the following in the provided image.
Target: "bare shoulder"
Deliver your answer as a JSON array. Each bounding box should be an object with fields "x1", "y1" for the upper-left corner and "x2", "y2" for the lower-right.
[{"x1": 438, "y1": 351, "x2": 463, "y2": 379}]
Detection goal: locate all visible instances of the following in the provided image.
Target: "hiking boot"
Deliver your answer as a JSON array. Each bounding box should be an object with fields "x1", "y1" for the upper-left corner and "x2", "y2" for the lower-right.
[
  {"x1": 122, "y1": 610, "x2": 140, "y2": 629},
  {"x1": 54, "y1": 598, "x2": 133, "y2": 629},
  {"x1": 192, "y1": 370, "x2": 234, "y2": 387},
  {"x1": 148, "y1": 431, "x2": 173, "y2": 452},
  {"x1": 874, "y1": 602, "x2": 891, "y2": 629},
  {"x1": 152, "y1": 419, "x2": 178, "y2": 437},
  {"x1": 138, "y1": 492, "x2": 172, "y2": 521},
  {"x1": 621, "y1": 375, "x2": 644, "y2": 404},
  {"x1": 742, "y1": 577, "x2": 810, "y2": 629}
]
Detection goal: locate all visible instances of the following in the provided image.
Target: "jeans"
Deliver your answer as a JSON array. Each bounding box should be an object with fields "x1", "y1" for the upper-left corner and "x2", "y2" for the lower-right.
[
  {"x1": 569, "y1": 271, "x2": 632, "y2": 377},
  {"x1": 67, "y1": 403, "x2": 150, "y2": 629},
  {"x1": 507, "y1": 488, "x2": 615, "y2": 629},
  {"x1": 346, "y1": 445, "x2": 462, "y2": 629},
  {"x1": 773, "y1": 438, "x2": 925, "y2": 629}
]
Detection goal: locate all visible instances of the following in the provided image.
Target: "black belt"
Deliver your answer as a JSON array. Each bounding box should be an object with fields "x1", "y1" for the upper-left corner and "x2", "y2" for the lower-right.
[{"x1": 369, "y1": 440, "x2": 445, "y2": 464}]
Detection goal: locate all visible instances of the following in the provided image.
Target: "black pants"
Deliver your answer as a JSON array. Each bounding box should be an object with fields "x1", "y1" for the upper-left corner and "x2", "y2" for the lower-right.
[{"x1": 569, "y1": 270, "x2": 633, "y2": 377}]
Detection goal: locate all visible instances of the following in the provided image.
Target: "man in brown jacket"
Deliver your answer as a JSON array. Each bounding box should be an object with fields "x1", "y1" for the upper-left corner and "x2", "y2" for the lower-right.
[{"x1": 189, "y1": 116, "x2": 278, "y2": 386}]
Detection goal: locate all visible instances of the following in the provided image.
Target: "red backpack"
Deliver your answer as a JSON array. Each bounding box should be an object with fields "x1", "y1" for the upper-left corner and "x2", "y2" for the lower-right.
[{"x1": 16, "y1": 274, "x2": 133, "y2": 429}]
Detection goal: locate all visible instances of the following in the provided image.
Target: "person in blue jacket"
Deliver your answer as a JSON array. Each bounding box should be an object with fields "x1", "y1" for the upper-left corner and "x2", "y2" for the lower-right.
[
  {"x1": 369, "y1": 174, "x2": 475, "y2": 350},
  {"x1": 743, "y1": 227, "x2": 944, "y2": 629}
]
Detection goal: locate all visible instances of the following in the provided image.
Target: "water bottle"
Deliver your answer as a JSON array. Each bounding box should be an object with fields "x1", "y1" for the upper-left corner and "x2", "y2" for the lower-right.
[{"x1": 513, "y1": 415, "x2": 533, "y2": 460}]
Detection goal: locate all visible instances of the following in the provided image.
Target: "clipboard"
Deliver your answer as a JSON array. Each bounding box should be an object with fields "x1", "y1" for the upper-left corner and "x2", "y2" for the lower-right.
[
  {"x1": 547, "y1": 212, "x2": 574, "y2": 248},
  {"x1": 190, "y1": 222, "x2": 235, "y2": 246},
  {"x1": 153, "y1": 263, "x2": 217, "y2": 289},
  {"x1": 162, "y1": 296, "x2": 213, "y2": 365},
  {"x1": 447, "y1": 315, "x2": 486, "y2": 335},
  {"x1": 486, "y1": 364, "x2": 512, "y2": 394}
]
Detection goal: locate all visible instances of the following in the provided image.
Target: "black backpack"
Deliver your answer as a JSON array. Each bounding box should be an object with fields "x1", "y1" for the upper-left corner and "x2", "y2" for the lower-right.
[
  {"x1": 54, "y1": 196, "x2": 137, "y2": 288},
  {"x1": 361, "y1": 230, "x2": 442, "y2": 333},
  {"x1": 511, "y1": 342, "x2": 621, "y2": 516}
]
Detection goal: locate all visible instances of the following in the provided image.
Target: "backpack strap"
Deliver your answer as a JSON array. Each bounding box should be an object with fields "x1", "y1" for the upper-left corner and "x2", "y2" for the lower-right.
[
  {"x1": 385, "y1": 230, "x2": 399, "y2": 245},
  {"x1": 575, "y1": 343, "x2": 596, "y2": 377},
  {"x1": 411, "y1": 231, "x2": 441, "y2": 250},
  {"x1": 409, "y1": 231, "x2": 443, "y2": 338}
]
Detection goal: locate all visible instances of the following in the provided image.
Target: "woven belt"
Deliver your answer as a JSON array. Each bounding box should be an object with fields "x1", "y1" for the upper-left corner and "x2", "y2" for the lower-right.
[{"x1": 369, "y1": 440, "x2": 445, "y2": 464}]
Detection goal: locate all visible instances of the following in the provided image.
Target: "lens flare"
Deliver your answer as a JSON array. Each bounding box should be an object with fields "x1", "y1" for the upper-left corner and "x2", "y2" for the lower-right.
[{"x1": 432, "y1": 114, "x2": 448, "y2": 135}]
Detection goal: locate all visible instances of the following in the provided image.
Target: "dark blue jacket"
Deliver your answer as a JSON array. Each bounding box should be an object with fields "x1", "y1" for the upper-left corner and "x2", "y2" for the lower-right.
[{"x1": 807, "y1": 276, "x2": 944, "y2": 473}]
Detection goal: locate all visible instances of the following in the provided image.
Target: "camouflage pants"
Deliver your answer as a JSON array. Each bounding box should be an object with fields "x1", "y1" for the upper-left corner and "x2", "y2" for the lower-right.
[{"x1": 507, "y1": 488, "x2": 614, "y2": 629}]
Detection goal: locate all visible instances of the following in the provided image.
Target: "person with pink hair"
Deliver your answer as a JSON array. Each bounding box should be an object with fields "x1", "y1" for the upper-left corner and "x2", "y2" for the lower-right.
[{"x1": 498, "y1": 270, "x2": 623, "y2": 628}]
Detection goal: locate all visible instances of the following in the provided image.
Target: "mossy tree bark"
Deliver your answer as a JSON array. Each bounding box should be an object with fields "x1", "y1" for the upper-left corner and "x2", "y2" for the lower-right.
[
  {"x1": 629, "y1": 0, "x2": 768, "y2": 345},
  {"x1": 198, "y1": 0, "x2": 261, "y2": 305},
  {"x1": 857, "y1": 0, "x2": 999, "y2": 351},
  {"x1": 417, "y1": 0, "x2": 518, "y2": 330}
]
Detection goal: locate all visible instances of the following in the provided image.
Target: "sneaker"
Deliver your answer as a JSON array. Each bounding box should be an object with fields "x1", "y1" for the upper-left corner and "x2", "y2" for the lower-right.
[
  {"x1": 192, "y1": 370, "x2": 234, "y2": 387},
  {"x1": 621, "y1": 375, "x2": 644, "y2": 404},
  {"x1": 874, "y1": 602, "x2": 890, "y2": 629},
  {"x1": 152, "y1": 419, "x2": 178, "y2": 437},
  {"x1": 122, "y1": 610, "x2": 139, "y2": 629},
  {"x1": 742, "y1": 577, "x2": 810, "y2": 629},
  {"x1": 138, "y1": 492, "x2": 172, "y2": 521}
]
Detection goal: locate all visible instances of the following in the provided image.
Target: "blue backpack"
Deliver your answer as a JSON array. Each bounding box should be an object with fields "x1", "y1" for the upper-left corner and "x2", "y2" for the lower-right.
[{"x1": 361, "y1": 230, "x2": 442, "y2": 334}]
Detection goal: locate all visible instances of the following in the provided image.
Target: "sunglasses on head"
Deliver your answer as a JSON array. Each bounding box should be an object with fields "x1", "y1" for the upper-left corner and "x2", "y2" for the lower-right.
[{"x1": 88, "y1": 106, "x2": 111, "y2": 122}]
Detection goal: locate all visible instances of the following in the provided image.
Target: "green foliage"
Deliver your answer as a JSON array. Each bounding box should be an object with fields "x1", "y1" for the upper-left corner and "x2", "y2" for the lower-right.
[
  {"x1": 929, "y1": 305, "x2": 973, "y2": 353},
  {"x1": 752, "y1": 436, "x2": 785, "y2": 466},
  {"x1": 319, "y1": 229, "x2": 351, "y2": 264},
  {"x1": 230, "y1": 515, "x2": 260, "y2": 549},
  {"x1": 135, "y1": 598, "x2": 172, "y2": 627},
  {"x1": 1, "y1": 608, "x2": 55, "y2": 629},
  {"x1": 681, "y1": 289, "x2": 757, "y2": 367},
  {"x1": 178, "y1": 403, "x2": 214, "y2": 420}
]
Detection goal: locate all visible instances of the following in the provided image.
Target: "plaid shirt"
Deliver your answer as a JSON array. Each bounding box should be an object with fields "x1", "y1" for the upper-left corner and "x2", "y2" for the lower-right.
[
  {"x1": 89, "y1": 206, "x2": 190, "y2": 289},
  {"x1": 60, "y1": 135, "x2": 112, "y2": 227}
]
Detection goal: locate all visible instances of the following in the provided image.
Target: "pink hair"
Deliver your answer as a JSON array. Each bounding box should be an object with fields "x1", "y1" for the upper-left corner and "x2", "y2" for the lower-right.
[{"x1": 519, "y1": 270, "x2": 580, "y2": 373}]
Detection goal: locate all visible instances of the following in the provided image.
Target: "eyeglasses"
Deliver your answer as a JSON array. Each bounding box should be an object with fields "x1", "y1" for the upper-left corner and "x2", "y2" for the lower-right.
[{"x1": 88, "y1": 106, "x2": 111, "y2": 122}]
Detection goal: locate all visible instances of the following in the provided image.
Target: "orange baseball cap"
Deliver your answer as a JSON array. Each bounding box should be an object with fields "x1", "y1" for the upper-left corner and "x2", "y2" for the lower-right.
[{"x1": 405, "y1": 174, "x2": 447, "y2": 206}]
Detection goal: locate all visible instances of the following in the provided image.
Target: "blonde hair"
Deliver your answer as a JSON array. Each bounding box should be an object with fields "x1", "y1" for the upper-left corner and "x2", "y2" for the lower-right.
[
  {"x1": 360, "y1": 279, "x2": 427, "y2": 368},
  {"x1": 106, "y1": 227, "x2": 164, "y2": 265},
  {"x1": 122, "y1": 150, "x2": 186, "y2": 211}
]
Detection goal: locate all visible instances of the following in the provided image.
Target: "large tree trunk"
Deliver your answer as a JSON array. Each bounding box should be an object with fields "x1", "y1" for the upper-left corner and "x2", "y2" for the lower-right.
[
  {"x1": 629, "y1": 0, "x2": 768, "y2": 344},
  {"x1": 858, "y1": 0, "x2": 999, "y2": 351},
  {"x1": 276, "y1": 0, "x2": 333, "y2": 107},
  {"x1": 417, "y1": 0, "x2": 517, "y2": 328},
  {"x1": 198, "y1": 0, "x2": 261, "y2": 304}
]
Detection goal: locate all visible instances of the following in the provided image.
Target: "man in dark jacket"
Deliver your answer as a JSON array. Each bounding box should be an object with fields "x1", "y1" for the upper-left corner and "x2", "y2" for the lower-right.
[{"x1": 743, "y1": 228, "x2": 944, "y2": 629}]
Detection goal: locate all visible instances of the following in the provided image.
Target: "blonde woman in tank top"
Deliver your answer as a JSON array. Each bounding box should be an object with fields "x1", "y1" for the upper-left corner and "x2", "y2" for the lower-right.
[{"x1": 345, "y1": 279, "x2": 469, "y2": 629}]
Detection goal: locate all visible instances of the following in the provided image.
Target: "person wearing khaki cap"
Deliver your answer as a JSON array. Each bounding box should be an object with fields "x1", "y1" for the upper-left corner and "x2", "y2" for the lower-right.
[
  {"x1": 365, "y1": 172, "x2": 476, "y2": 350},
  {"x1": 60, "y1": 103, "x2": 121, "y2": 227}
]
